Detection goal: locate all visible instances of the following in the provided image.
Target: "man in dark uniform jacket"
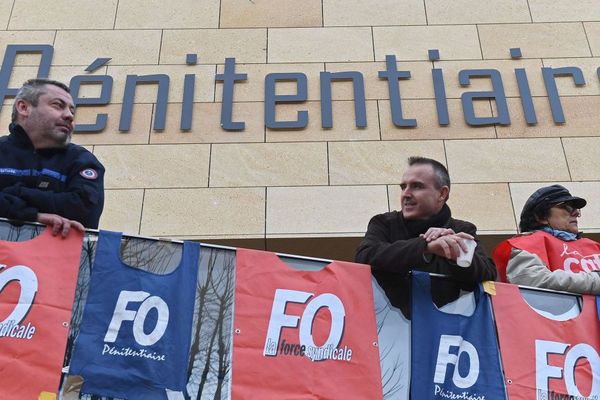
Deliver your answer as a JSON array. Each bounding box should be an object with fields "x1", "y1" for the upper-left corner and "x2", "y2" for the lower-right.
[
  {"x1": 0, "y1": 78, "x2": 105, "y2": 236},
  {"x1": 355, "y1": 157, "x2": 496, "y2": 317}
]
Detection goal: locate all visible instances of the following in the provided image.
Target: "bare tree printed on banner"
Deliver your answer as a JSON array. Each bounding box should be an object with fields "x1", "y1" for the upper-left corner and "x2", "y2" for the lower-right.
[
  {"x1": 0, "y1": 220, "x2": 43, "y2": 241},
  {"x1": 68, "y1": 237, "x2": 192, "y2": 400},
  {"x1": 373, "y1": 279, "x2": 410, "y2": 400},
  {"x1": 4, "y1": 221, "x2": 396, "y2": 400},
  {"x1": 119, "y1": 236, "x2": 184, "y2": 275},
  {"x1": 185, "y1": 247, "x2": 235, "y2": 400},
  {"x1": 55, "y1": 236, "x2": 98, "y2": 400}
]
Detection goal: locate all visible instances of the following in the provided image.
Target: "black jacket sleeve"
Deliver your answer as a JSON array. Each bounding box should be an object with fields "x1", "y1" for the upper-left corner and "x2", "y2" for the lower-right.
[
  {"x1": 3, "y1": 151, "x2": 105, "y2": 229},
  {"x1": 355, "y1": 213, "x2": 429, "y2": 276},
  {"x1": 0, "y1": 190, "x2": 38, "y2": 222}
]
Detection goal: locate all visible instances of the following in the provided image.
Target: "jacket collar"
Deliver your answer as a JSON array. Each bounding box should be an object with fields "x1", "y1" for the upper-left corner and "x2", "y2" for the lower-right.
[
  {"x1": 8, "y1": 123, "x2": 34, "y2": 148},
  {"x1": 401, "y1": 203, "x2": 452, "y2": 237},
  {"x1": 8, "y1": 122, "x2": 67, "y2": 155}
]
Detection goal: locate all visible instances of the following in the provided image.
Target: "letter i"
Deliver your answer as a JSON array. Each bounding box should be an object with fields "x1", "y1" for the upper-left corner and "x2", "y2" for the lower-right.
[
  {"x1": 511, "y1": 48, "x2": 537, "y2": 125},
  {"x1": 181, "y1": 53, "x2": 197, "y2": 131},
  {"x1": 429, "y1": 49, "x2": 449, "y2": 126}
]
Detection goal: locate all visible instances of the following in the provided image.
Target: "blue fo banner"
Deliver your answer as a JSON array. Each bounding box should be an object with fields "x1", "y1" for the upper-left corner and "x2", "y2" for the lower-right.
[
  {"x1": 410, "y1": 271, "x2": 506, "y2": 400},
  {"x1": 69, "y1": 230, "x2": 200, "y2": 399}
]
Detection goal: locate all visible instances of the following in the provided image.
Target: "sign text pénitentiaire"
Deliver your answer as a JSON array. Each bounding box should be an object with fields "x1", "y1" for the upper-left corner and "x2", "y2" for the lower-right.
[{"x1": 0, "y1": 45, "x2": 595, "y2": 133}]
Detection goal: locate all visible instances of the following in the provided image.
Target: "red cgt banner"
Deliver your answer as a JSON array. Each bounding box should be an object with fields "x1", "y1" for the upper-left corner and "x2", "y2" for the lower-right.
[
  {"x1": 0, "y1": 227, "x2": 83, "y2": 400},
  {"x1": 231, "y1": 248, "x2": 383, "y2": 400}
]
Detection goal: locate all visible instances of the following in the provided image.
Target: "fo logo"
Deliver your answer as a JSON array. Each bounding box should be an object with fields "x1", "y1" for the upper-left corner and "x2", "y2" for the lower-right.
[
  {"x1": 263, "y1": 289, "x2": 346, "y2": 359},
  {"x1": 434, "y1": 335, "x2": 480, "y2": 389},
  {"x1": 536, "y1": 339, "x2": 600, "y2": 397},
  {"x1": 104, "y1": 290, "x2": 170, "y2": 346},
  {"x1": 0, "y1": 264, "x2": 38, "y2": 327}
]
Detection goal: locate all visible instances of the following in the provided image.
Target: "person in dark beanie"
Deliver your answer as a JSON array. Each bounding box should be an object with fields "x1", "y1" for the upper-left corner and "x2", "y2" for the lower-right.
[{"x1": 493, "y1": 184, "x2": 600, "y2": 294}]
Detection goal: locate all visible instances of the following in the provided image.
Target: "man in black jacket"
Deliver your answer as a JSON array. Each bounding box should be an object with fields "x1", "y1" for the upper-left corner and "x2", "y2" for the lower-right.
[
  {"x1": 355, "y1": 156, "x2": 496, "y2": 317},
  {"x1": 0, "y1": 79, "x2": 105, "y2": 236}
]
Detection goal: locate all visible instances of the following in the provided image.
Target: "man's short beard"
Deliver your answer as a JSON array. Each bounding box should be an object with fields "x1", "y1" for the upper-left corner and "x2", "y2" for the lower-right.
[
  {"x1": 61, "y1": 133, "x2": 72, "y2": 145},
  {"x1": 49, "y1": 129, "x2": 71, "y2": 147}
]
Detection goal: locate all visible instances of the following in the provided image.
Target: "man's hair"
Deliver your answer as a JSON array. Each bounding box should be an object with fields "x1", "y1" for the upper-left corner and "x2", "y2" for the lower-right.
[
  {"x1": 407, "y1": 156, "x2": 451, "y2": 190},
  {"x1": 11, "y1": 78, "x2": 71, "y2": 122}
]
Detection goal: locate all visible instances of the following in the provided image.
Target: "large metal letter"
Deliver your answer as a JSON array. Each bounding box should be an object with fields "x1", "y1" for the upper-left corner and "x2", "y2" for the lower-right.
[
  {"x1": 120, "y1": 74, "x2": 170, "y2": 132},
  {"x1": 70, "y1": 58, "x2": 113, "y2": 133},
  {"x1": 378, "y1": 55, "x2": 416, "y2": 127},
  {"x1": 0, "y1": 44, "x2": 53, "y2": 112},
  {"x1": 320, "y1": 71, "x2": 366, "y2": 128},
  {"x1": 542, "y1": 66, "x2": 585, "y2": 124},
  {"x1": 460, "y1": 69, "x2": 510, "y2": 126},
  {"x1": 215, "y1": 58, "x2": 247, "y2": 131},
  {"x1": 265, "y1": 73, "x2": 308, "y2": 129}
]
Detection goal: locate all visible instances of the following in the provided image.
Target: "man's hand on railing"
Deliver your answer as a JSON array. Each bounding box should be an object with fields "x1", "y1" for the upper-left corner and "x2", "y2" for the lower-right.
[{"x1": 37, "y1": 212, "x2": 84, "y2": 238}]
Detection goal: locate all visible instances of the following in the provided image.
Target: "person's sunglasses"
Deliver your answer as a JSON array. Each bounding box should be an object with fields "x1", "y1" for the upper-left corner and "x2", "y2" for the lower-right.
[{"x1": 554, "y1": 202, "x2": 580, "y2": 215}]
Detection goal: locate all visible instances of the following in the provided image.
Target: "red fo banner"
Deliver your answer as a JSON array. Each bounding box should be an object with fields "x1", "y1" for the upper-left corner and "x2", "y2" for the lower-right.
[
  {"x1": 492, "y1": 282, "x2": 600, "y2": 400},
  {"x1": 231, "y1": 248, "x2": 383, "y2": 399},
  {"x1": 0, "y1": 227, "x2": 83, "y2": 399}
]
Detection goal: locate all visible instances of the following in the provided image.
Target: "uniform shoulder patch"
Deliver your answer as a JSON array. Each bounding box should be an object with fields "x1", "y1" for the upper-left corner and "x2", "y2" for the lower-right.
[{"x1": 80, "y1": 168, "x2": 98, "y2": 180}]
